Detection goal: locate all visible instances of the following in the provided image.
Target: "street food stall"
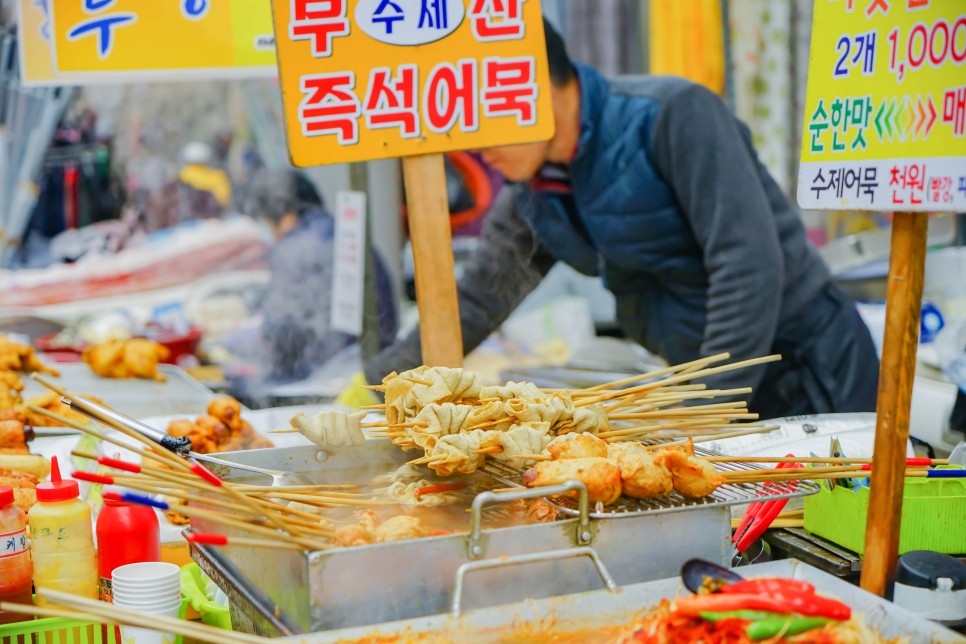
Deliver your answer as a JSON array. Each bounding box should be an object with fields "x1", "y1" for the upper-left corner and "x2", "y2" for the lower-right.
[{"x1": 0, "y1": 0, "x2": 964, "y2": 643}]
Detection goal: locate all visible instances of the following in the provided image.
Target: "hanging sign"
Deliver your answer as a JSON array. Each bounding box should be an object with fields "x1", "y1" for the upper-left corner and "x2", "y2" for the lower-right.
[
  {"x1": 798, "y1": 0, "x2": 966, "y2": 212},
  {"x1": 47, "y1": 0, "x2": 277, "y2": 82},
  {"x1": 17, "y1": 0, "x2": 58, "y2": 86},
  {"x1": 270, "y1": 0, "x2": 556, "y2": 166}
]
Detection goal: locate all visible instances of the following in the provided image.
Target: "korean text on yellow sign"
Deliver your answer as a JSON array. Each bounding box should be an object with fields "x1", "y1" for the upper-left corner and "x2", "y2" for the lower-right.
[
  {"x1": 799, "y1": 0, "x2": 966, "y2": 212},
  {"x1": 48, "y1": 0, "x2": 277, "y2": 81},
  {"x1": 271, "y1": 0, "x2": 555, "y2": 166}
]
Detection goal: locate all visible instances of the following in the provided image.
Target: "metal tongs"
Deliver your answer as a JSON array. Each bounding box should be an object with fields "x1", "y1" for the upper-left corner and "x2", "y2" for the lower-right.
[{"x1": 61, "y1": 392, "x2": 312, "y2": 487}]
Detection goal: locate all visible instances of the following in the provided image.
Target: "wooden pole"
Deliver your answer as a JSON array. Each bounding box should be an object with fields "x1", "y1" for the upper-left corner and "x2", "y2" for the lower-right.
[
  {"x1": 860, "y1": 212, "x2": 929, "y2": 598},
  {"x1": 402, "y1": 153, "x2": 464, "y2": 367}
]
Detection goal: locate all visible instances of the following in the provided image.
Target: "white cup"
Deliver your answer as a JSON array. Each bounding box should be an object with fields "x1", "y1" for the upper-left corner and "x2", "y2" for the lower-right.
[
  {"x1": 112, "y1": 562, "x2": 180, "y2": 585},
  {"x1": 117, "y1": 600, "x2": 181, "y2": 644},
  {"x1": 113, "y1": 596, "x2": 181, "y2": 610},
  {"x1": 112, "y1": 583, "x2": 180, "y2": 597}
]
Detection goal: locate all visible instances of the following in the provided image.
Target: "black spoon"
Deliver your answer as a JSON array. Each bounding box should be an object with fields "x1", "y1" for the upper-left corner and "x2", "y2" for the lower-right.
[{"x1": 681, "y1": 558, "x2": 743, "y2": 594}]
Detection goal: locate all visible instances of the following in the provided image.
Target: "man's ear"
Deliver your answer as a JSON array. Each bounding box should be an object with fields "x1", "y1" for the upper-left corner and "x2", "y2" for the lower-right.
[{"x1": 279, "y1": 212, "x2": 299, "y2": 236}]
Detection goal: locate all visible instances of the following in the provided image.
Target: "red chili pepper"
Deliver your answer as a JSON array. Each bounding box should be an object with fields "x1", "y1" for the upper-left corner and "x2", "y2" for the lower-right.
[
  {"x1": 770, "y1": 590, "x2": 851, "y2": 621},
  {"x1": 415, "y1": 482, "x2": 467, "y2": 498},
  {"x1": 720, "y1": 578, "x2": 815, "y2": 596},
  {"x1": 675, "y1": 590, "x2": 851, "y2": 622},
  {"x1": 673, "y1": 593, "x2": 793, "y2": 618}
]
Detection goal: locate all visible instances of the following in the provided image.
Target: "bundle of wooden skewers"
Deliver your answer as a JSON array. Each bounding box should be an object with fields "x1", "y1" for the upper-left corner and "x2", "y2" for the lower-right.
[{"x1": 25, "y1": 375, "x2": 424, "y2": 552}]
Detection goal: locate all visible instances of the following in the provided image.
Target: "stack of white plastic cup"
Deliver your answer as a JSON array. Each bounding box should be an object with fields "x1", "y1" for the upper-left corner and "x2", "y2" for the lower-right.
[{"x1": 111, "y1": 562, "x2": 182, "y2": 644}]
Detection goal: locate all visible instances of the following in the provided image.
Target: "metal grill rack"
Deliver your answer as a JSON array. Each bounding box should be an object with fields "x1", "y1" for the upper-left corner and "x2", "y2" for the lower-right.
[{"x1": 482, "y1": 446, "x2": 820, "y2": 520}]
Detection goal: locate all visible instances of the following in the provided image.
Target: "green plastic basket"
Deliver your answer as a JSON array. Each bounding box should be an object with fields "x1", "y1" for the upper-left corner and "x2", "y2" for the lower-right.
[
  {"x1": 180, "y1": 564, "x2": 232, "y2": 630},
  {"x1": 0, "y1": 601, "x2": 188, "y2": 644},
  {"x1": 803, "y1": 465, "x2": 966, "y2": 555},
  {"x1": 0, "y1": 618, "x2": 119, "y2": 644}
]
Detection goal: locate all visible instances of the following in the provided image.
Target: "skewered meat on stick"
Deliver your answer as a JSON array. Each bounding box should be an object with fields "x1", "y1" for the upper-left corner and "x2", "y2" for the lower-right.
[
  {"x1": 656, "y1": 447, "x2": 727, "y2": 499},
  {"x1": 523, "y1": 457, "x2": 623, "y2": 505},
  {"x1": 479, "y1": 380, "x2": 544, "y2": 401},
  {"x1": 607, "y1": 442, "x2": 674, "y2": 499},
  {"x1": 386, "y1": 480, "x2": 464, "y2": 507},
  {"x1": 383, "y1": 366, "x2": 481, "y2": 424},
  {"x1": 290, "y1": 410, "x2": 367, "y2": 447},
  {"x1": 491, "y1": 423, "x2": 554, "y2": 463},
  {"x1": 547, "y1": 432, "x2": 609, "y2": 460}
]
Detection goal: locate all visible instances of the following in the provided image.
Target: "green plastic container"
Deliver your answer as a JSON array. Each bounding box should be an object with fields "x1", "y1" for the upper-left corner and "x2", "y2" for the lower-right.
[
  {"x1": 803, "y1": 466, "x2": 966, "y2": 555},
  {"x1": 0, "y1": 597, "x2": 187, "y2": 644},
  {"x1": 0, "y1": 618, "x2": 119, "y2": 644},
  {"x1": 180, "y1": 564, "x2": 232, "y2": 630}
]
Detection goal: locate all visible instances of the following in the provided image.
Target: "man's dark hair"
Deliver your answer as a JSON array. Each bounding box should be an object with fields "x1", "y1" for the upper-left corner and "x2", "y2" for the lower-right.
[
  {"x1": 241, "y1": 168, "x2": 324, "y2": 223},
  {"x1": 543, "y1": 17, "x2": 575, "y2": 87}
]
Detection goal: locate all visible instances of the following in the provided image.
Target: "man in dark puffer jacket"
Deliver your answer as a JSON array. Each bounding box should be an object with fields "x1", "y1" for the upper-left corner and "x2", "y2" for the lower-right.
[{"x1": 365, "y1": 20, "x2": 879, "y2": 418}]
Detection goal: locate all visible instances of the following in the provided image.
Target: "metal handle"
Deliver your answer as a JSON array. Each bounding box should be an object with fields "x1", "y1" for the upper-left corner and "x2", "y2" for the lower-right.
[
  {"x1": 467, "y1": 481, "x2": 592, "y2": 560},
  {"x1": 190, "y1": 452, "x2": 278, "y2": 478},
  {"x1": 450, "y1": 547, "x2": 619, "y2": 616},
  {"x1": 65, "y1": 395, "x2": 192, "y2": 455}
]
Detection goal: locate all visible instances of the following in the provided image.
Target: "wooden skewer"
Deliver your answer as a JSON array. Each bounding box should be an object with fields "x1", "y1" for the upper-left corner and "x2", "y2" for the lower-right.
[
  {"x1": 156, "y1": 502, "x2": 328, "y2": 550},
  {"x1": 473, "y1": 445, "x2": 503, "y2": 455},
  {"x1": 641, "y1": 426, "x2": 780, "y2": 449},
  {"x1": 408, "y1": 453, "x2": 447, "y2": 465},
  {"x1": 707, "y1": 456, "x2": 950, "y2": 465},
  {"x1": 405, "y1": 377, "x2": 434, "y2": 386},
  {"x1": 0, "y1": 602, "x2": 253, "y2": 644},
  {"x1": 106, "y1": 478, "x2": 335, "y2": 538},
  {"x1": 597, "y1": 418, "x2": 743, "y2": 439},
  {"x1": 724, "y1": 464, "x2": 879, "y2": 479},
  {"x1": 575, "y1": 355, "x2": 781, "y2": 408},
  {"x1": 726, "y1": 465, "x2": 933, "y2": 482},
  {"x1": 362, "y1": 421, "x2": 426, "y2": 429},
  {"x1": 250, "y1": 492, "x2": 395, "y2": 507},
  {"x1": 581, "y1": 353, "x2": 731, "y2": 392},
  {"x1": 361, "y1": 403, "x2": 387, "y2": 410},
  {"x1": 28, "y1": 406, "x2": 188, "y2": 472},
  {"x1": 606, "y1": 387, "x2": 752, "y2": 414},
  {"x1": 608, "y1": 410, "x2": 756, "y2": 422},
  {"x1": 188, "y1": 535, "x2": 308, "y2": 551},
  {"x1": 30, "y1": 377, "x2": 194, "y2": 474},
  {"x1": 235, "y1": 483, "x2": 363, "y2": 492},
  {"x1": 32, "y1": 384, "x2": 302, "y2": 538},
  {"x1": 69, "y1": 451, "x2": 335, "y2": 534},
  {"x1": 508, "y1": 454, "x2": 552, "y2": 461}
]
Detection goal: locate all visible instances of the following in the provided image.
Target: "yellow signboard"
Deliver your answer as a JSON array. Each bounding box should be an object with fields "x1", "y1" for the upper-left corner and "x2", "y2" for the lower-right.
[
  {"x1": 271, "y1": 0, "x2": 555, "y2": 166},
  {"x1": 16, "y1": 0, "x2": 64, "y2": 86},
  {"x1": 47, "y1": 0, "x2": 277, "y2": 81},
  {"x1": 799, "y1": 0, "x2": 966, "y2": 212}
]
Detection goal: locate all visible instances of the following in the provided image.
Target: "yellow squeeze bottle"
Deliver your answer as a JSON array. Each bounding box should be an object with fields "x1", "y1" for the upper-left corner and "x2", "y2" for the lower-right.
[{"x1": 28, "y1": 457, "x2": 98, "y2": 605}]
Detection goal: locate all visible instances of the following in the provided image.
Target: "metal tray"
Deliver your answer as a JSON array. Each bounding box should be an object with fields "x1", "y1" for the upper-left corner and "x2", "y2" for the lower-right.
[
  {"x1": 294, "y1": 558, "x2": 963, "y2": 643},
  {"x1": 189, "y1": 442, "x2": 732, "y2": 635},
  {"x1": 482, "y1": 445, "x2": 820, "y2": 520},
  {"x1": 21, "y1": 363, "x2": 217, "y2": 418}
]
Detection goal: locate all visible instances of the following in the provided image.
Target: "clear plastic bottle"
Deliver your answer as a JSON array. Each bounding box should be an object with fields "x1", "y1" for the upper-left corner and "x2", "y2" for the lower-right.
[
  {"x1": 0, "y1": 485, "x2": 33, "y2": 624},
  {"x1": 28, "y1": 457, "x2": 98, "y2": 605}
]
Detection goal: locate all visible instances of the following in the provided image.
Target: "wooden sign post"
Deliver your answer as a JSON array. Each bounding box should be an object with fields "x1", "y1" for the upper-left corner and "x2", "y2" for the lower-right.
[
  {"x1": 269, "y1": 0, "x2": 555, "y2": 368},
  {"x1": 798, "y1": 0, "x2": 966, "y2": 597}
]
